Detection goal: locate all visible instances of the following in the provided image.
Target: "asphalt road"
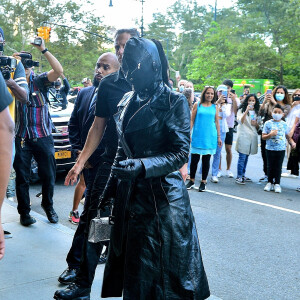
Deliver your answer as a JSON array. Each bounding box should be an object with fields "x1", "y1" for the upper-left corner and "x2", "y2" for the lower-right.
[{"x1": 27, "y1": 140, "x2": 300, "y2": 300}]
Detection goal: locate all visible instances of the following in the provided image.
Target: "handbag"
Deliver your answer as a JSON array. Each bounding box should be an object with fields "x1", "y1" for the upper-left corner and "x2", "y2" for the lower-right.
[{"x1": 88, "y1": 203, "x2": 115, "y2": 244}]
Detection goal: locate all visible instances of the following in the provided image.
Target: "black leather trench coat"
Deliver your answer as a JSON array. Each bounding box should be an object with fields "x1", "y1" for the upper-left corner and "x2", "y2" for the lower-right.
[{"x1": 101, "y1": 85, "x2": 210, "y2": 300}]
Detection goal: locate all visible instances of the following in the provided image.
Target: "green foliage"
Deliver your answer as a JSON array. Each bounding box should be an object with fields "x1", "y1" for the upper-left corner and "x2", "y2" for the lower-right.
[
  {"x1": 146, "y1": 0, "x2": 299, "y2": 89},
  {"x1": 0, "y1": 0, "x2": 111, "y2": 84}
]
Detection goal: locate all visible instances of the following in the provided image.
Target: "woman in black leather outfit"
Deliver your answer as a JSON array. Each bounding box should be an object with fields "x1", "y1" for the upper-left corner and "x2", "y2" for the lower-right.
[{"x1": 100, "y1": 37, "x2": 210, "y2": 300}]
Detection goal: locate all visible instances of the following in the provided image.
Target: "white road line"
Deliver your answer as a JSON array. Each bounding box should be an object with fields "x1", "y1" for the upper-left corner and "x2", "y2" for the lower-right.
[{"x1": 205, "y1": 190, "x2": 300, "y2": 215}]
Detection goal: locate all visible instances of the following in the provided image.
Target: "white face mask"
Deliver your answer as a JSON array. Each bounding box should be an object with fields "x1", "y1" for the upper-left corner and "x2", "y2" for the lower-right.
[{"x1": 272, "y1": 113, "x2": 283, "y2": 121}]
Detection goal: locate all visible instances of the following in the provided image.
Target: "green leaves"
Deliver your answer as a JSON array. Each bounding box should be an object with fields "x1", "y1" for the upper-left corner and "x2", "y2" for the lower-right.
[{"x1": 0, "y1": 0, "x2": 110, "y2": 84}]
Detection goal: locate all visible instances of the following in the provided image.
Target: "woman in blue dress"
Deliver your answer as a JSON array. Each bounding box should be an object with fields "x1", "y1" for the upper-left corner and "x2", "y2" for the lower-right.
[{"x1": 185, "y1": 86, "x2": 222, "y2": 191}]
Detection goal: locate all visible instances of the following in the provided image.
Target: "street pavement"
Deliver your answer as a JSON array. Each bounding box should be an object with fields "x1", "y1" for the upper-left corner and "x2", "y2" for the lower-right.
[{"x1": 1, "y1": 139, "x2": 299, "y2": 300}]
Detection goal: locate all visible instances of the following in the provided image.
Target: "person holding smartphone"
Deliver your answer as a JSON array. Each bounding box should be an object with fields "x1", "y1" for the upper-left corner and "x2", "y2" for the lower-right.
[
  {"x1": 217, "y1": 79, "x2": 239, "y2": 178},
  {"x1": 235, "y1": 94, "x2": 260, "y2": 184},
  {"x1": 259, "y1": 85, "x2": 291, "y2": 182}
]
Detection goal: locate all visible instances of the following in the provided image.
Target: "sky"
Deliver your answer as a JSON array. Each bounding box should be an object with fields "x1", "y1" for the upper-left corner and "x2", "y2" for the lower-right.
[{"x1": 91, "y1": 0, "x2": 236, "y2": 31}]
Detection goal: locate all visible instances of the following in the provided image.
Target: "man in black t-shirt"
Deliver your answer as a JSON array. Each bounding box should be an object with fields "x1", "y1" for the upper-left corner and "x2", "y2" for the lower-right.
[
  {"x1": 55, "y1": 28, "x2": 139, "y2": 300},
  {"x1": 0, "y1": 72, "x2": 14, "y2": 260}
]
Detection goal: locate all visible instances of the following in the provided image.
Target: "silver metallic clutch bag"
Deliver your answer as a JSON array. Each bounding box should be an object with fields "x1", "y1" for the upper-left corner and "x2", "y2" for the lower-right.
[{"x1": 88, "y1": 216, "x2": 112, "y2": 243}]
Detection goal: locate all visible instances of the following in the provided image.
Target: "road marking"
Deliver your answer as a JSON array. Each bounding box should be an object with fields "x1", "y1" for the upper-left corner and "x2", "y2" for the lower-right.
[{"x1": 205, "y1": 190, "x2": 300, "y2": 215}]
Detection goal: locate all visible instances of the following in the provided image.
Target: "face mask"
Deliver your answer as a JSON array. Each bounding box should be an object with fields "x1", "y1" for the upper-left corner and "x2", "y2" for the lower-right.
[
  {"x1": 179, "y1": 86, "x2": 184, "y2": 92},
  {"x1": 185, "y1": 87, "x2": 193, "y2": 92},
  {"x1": 275, "y1": 94, "x2": 285, "y2": 101},
  {"x1": 272, "y1": 113, "x2": 283, "y2": 121}
]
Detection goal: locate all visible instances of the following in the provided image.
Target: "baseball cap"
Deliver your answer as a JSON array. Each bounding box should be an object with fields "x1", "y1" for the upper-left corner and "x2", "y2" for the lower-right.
[{"x1": 217, "y1": 85, "x2": 227, "y2": 92}]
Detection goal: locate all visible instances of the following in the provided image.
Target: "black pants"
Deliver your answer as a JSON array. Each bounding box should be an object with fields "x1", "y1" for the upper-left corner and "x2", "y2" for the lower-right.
[
  {"x1": 287, "y1": 149, "x2": 299, "y2": 176},
  {"x1": 66, "y1": 166, "x2": 98, "y2": 269},
  {"x1": 190, "y1": 154, "x2": 211, "y2": 181},
  {"x1": 75, "y1": 161, "x2": 112, "y2": 288},
  {"x1": 260, "y1": 137, "x2": 267, "y2": 176},
  {"x1": 14, "y1": 136, "x2": 56, "y2": 215},
  {"x1": 266, "y1": 150, "x2": 285, "y2": 184}
]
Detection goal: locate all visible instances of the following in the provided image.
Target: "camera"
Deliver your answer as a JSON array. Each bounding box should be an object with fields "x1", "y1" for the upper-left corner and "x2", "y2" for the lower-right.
[
  {"x1": 293, "y1": 96, "x2": 300, "y2": 102},
  {"x1": 30, "y1": 37, "x2": 42, "y2": 46},
  {"x1": 0, "y1": 56, "x2": 17, "y2": 80},
  {"x1": 19, "y1": 52, "x2": 39, "y2": 69}
]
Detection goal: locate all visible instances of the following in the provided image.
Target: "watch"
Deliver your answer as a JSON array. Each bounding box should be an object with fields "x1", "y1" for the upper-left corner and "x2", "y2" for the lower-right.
[{"x1": 41, "y1": 48, "x2": 48, "y2": 54}]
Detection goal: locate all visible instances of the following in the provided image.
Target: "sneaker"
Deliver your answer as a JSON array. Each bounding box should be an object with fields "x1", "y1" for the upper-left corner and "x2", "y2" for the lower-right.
[
  {"x1": 243, "y1": 176, "x2": 252, "y2": 182},
  {"x1": 259, "y1": 175, "x2": 268, "y2": 182},
  {"x1": 235, "y1": 177, "x2": 245, "y2": 185},
  {"x1": 69, "y1": 210, "x2": 80, "y2": 225},
  {"x1": 185, "y1": 180, "x2": 195, "y2": 190},
  {"x1": 217, "y1": 170, "x2": 223, "y2": 178},
  {"x1": 296, "y1": 186, "x2": 300, "y2": 192},
  {"x1": 198, "y1": 182, "x2": 206, "y2": 192},
  {"x1": 211, "y1": 176, "x2": 219, "y2": 183},
  {"x1": 264, "y1": 182, "x2": 272, "y2": 192},
  {"x1": 274, "y1": 184, "x2": 282, "y2": 193},
  {"x1": 226, "y1": 170, "x2": 234, "y2": 178}
]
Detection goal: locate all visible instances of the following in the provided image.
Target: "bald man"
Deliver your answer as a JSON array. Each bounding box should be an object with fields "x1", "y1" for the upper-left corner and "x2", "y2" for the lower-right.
[{"x1": 59, "y1": 52, "x2": 120, "y2": 284}]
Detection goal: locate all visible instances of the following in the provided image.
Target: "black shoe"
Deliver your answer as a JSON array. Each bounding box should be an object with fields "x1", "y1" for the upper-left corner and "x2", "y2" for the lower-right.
[
  {"x1": 98, "y1": 253, "x2": 107, "y2": 264},
  {"x1": 4, "y1": 230, "x2": 12, "y2": 239},
  {"x1": 58, "y1": 267, "x2": 79, "y2": 285},
  {"x1": 198, "y1": 182, "x2": 206, "y2": 192},
  {"x1": 20, "y1": 214, "x2": 36, "y2": 226},
  {"x1": 41, "y1": 204, "x2": 58, "y2": 223},
  {"x1": 185, "y1": 180, "x2": 195, "y2": 190},
  {"x1": 54, "y1": 283, "x2": 91, "y2": 300}
]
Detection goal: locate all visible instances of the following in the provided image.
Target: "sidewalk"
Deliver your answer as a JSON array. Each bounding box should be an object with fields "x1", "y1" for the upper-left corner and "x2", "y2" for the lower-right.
[
  {"x1": 0, "y1": 200, "x2": 221, "y2": 300},
  {"x1": 0, "y1": 200, "x2": 118, "y2": 300}
]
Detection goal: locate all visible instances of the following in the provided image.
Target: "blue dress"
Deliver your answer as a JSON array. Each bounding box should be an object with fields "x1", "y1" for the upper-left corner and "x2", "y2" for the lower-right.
[{"x1": 191, "y1": 103, "x2": 217, "y2": 155}]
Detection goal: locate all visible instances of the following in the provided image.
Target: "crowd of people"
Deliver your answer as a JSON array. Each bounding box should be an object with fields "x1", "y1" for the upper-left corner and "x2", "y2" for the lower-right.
[
  {"x1": 181, "y1": 79, "x2": 300, "y2": 193},
  {"x1": 0, "y1": 24, "x2": 299, "y2": 300}
]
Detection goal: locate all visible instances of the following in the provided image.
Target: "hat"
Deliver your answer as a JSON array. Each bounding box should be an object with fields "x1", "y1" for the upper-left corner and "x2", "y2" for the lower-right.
[
  {"x1": 217, "y1": 85, "x2": 227, "y2": 92},
  {"x1": 0, "y1": 27, "x2": 4, "y2": 40}
]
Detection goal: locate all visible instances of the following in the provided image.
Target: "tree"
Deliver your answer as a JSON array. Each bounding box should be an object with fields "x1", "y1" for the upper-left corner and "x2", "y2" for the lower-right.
[{"x1": 0, "y1": 0, "x2": 111, "y2": 83}]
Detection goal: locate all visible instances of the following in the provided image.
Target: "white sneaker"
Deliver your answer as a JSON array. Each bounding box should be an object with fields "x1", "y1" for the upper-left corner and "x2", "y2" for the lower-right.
[
  {"x1": 211, "y1": 176, "x2": 219, "y2": 183},
  {"x1": 274, "y1": 184, "x2": 282, "y2": 193},
  {"x1": 217, "y1": 170, "x2": 223, "y2": 178},
  {"x1": 264, "y1": 182, "x2": 272, "y2": 192},
  {"x1": 227, "y1": 170, "x2": 234, "y2": 178}
]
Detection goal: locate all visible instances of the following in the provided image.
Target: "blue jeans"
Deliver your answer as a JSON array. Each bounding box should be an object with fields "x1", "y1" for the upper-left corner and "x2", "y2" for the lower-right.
[
  {"x1": 237, "y1": 152, "x2": 249, "y2": 178},
  {"x1": 211, "y1": 131, "x2": 226, "y2": 176}
]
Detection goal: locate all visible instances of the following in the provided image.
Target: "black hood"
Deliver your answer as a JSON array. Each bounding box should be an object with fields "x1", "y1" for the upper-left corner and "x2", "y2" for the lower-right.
[{"x1": 122, "y1": 37, "x2": 162, "y2": 95}]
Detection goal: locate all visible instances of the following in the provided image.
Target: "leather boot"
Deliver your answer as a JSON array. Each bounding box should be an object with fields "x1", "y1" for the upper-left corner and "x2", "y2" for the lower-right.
[
  {"x1": 58, "y1": 267, "x2": 79, "y2": 285},
  {"x1": 54, "y1": 283, "x2": 90, "y2": 300}
]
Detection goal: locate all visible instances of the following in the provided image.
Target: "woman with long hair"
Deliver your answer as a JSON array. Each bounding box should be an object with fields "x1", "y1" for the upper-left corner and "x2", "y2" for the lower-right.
[
  {"x1": 99, "y1": 37, "x2": 210, "y2": 300},
  {"x1": 235, "y1": 94, "x2": 260, "y2": 184},
  {"x1": 259, "y1": 85, "x2": 291, "y2": 182},
  {"x1": 185, "y1": 86, "x2": 222, "y2": 191}
]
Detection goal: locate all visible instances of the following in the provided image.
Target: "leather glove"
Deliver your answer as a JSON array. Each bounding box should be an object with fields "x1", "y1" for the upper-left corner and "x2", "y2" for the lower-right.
[{"x1": 112, "y1": 159, "x2": 144, "y2": 180}]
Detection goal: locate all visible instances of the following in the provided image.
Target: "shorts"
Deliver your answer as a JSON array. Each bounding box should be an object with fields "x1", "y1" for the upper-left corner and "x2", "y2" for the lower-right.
[{"x1": 225, "y1": 128, "x2": 234, "y2": 145}]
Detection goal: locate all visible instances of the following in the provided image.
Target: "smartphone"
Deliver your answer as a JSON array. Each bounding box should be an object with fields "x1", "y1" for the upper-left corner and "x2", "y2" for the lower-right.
[
  {"x1": 30, "y1": 37, "x2": 42, "y2": 46},
  {"x1": 231, "y1": 89, "x2": 235, "y2": 94},
  {"x1": 175, "y1": 71, "x2": 180, "y2": 78},
  {"x1": 222, "y1": 90, "x2": 228, "y2": 103},
  {"x1": 266, "y1": 89, "x2": 272, "y2": 94}
]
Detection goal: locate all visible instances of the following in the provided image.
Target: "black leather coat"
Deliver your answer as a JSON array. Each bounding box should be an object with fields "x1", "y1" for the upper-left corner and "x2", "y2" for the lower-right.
[{"x1": 101, "y1": 84, "x2": 210, "y2": 300}]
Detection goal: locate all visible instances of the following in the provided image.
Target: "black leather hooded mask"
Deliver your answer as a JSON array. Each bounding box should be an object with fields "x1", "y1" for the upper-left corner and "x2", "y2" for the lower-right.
[{"x1": 122, "y1": 37, "x2": 163, "y2": 94}]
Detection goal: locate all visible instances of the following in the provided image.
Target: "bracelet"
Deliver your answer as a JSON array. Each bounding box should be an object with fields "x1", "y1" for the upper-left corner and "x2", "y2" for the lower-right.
[{"x1": 41, "y1": 48, "x2": 48, "y2": 54}]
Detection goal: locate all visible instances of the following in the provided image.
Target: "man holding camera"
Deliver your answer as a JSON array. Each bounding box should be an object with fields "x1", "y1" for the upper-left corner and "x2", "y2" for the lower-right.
[
  {"x1": 13, "y1": 37, "x2": 63, "y2": 226},
  {"x1": 50, "y1": 74, "x2": 70, "y2": 110},
  {"x1": 0, "y1": 27, "x2": 28, "y2": 118}
]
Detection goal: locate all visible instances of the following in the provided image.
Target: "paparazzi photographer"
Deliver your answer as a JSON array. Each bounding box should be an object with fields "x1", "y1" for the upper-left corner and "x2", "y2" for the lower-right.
[
  {"x1": 50, "y1": 74, "x2": 70, "y2": 110},
  {"x1": 13, "y1": 37, "x2": 63, "y2": 226},
  {"x1": 0, "y1": 27, "x2": 28, "y2": 119}
]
